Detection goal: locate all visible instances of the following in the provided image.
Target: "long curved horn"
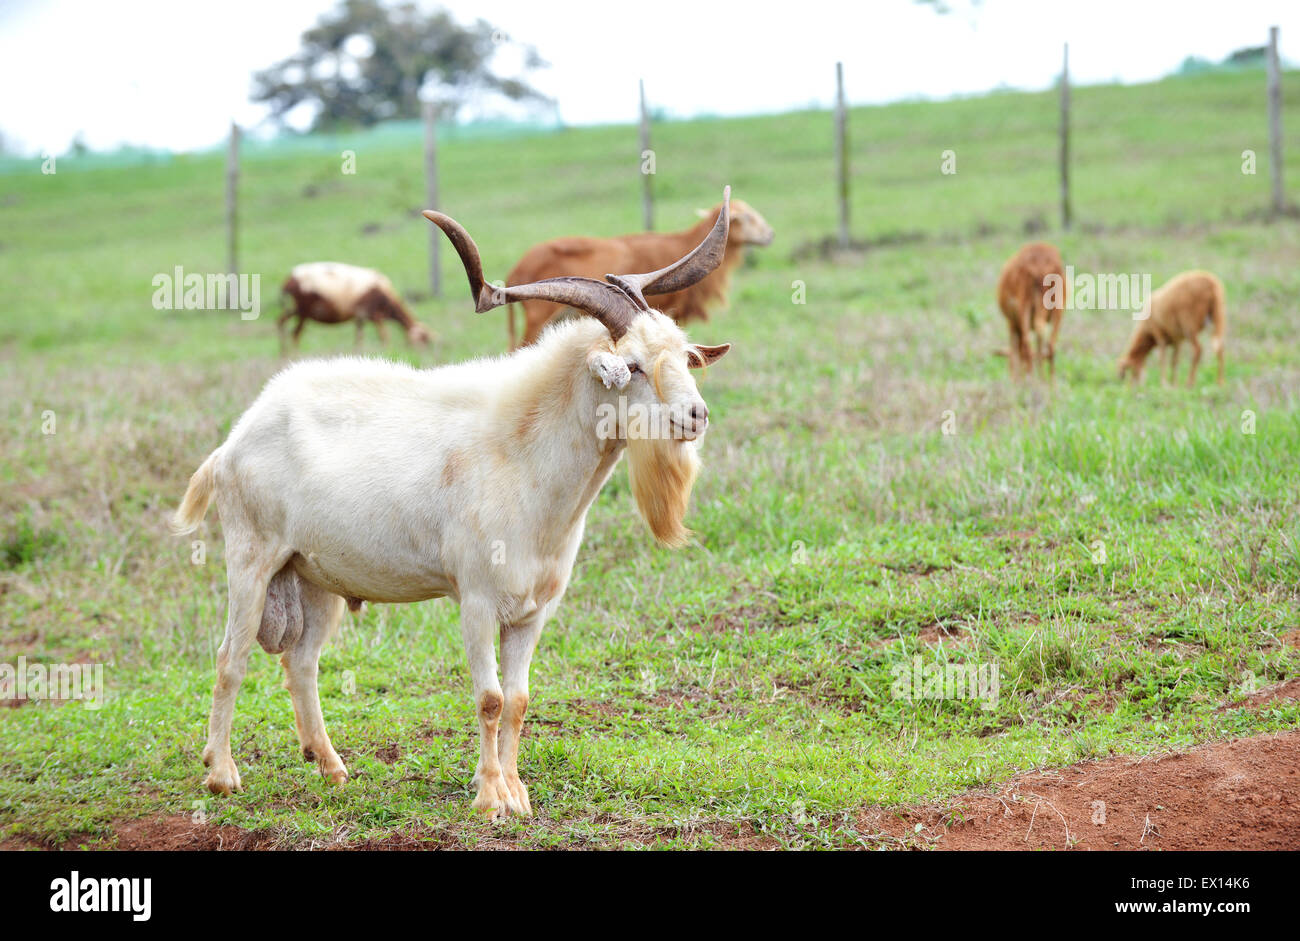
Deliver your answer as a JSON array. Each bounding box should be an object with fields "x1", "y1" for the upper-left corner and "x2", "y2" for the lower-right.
[
  {"x1": 605, "y1": 185, "x2": 730, "y2": 310},
  {"x1": 422, "y1": 184, "x2": 731, "y2": 342},
  {"x1": 423, "y1": 209, "x2": 640, "y2": 339}
]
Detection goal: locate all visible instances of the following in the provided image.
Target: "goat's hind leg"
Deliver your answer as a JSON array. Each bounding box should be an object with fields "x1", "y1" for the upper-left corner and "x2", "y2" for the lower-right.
[
  {"x1": 204, "y1": 532, "x2": 289, "y2": 795},
  {"x1": 280, "y1": 575, "x2": 349, "y2": 786}
]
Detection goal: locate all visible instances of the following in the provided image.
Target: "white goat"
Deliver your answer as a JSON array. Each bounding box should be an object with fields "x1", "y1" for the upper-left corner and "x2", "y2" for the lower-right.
[{"x1": 172, "y1": 189, "x2": 734, "y2": 818}]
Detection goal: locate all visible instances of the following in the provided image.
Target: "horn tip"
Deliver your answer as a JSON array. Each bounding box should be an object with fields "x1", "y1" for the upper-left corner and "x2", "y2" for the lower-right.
[{"x1": 421, "y1": 210, "x2": 442, "y2": 223}]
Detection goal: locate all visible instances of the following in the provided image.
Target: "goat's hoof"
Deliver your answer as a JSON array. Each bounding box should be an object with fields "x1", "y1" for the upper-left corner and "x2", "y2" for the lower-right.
[
  {"x1": 471, "y1": 773, "x2": 512, "y2": 821},
  {"x1": 204, "y1": 759, "x2": 243, "y2": 796},
  {"x1": 319, "y1": 764, "x2": 349, "y2": 787},
  {"x1": 504, "y1": 774, "x2": 533, "y2": 817}
]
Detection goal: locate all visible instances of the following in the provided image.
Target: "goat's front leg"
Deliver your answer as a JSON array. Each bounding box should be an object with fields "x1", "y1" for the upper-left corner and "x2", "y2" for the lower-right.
[
  {"x1": 1186, "y1": 336, "x2": 1202, "y2": 387},
  {"x1": 498, "y1": 615, "x2": 545, "y2": 817},
  {"x1": 459, "y1": 598, "x2": 510, "y2": 819},
  {"x1": 277, "y1": 312, "x2": 294, "y2": 356},
  {"x1": 1005, "y1": 324, "x2": 1020, "y2": 380}
]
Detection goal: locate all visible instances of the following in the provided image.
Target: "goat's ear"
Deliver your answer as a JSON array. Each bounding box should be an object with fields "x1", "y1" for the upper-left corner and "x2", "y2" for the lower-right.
[
  {"x1": 688, "y1": 343, "x2": 731, "y2": 369},
  {"x1": 588, "y1": 350, "x2": 631, "y2": 390}
]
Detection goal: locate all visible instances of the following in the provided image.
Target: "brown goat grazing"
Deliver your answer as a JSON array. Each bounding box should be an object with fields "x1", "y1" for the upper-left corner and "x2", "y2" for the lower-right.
[
  {"x1": 1118, "y1": 270, "x2": 1226, "y2": 386},
  {"x1": 996, "y1": 242, "x2": 1066, "y2": 380},
  {"x1": 279, "y1": 262, "x2": 432, "y2": 352},
  {"x1": 503, "y1": 198, "x2": 773, "y2": 348}
]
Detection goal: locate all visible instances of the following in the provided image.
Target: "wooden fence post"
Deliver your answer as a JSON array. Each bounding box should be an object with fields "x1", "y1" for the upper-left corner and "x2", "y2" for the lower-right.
[
  {"x1": 639, "y1": 79, "x2": 654, "y2": 230},
  {"x1": 835, "y1": 62, "x2": 849, "y2": 249},
  {"x1": 1268, "y1": 26, "x2": 1285, "y2": 214},
  {"x1": 423, "y1": 101, "x2": 441, "y2": 297},
  {"x1": 225, "y1": 121, "x2": 240, "y2": 273},
  {"x1": 1060, "y1": 43, "x2": 1072, "y2": 231}
]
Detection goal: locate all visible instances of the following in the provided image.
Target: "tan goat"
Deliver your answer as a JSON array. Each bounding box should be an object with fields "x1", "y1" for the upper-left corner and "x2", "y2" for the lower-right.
[
  {"x1": 1118, "y1": 270, "x2": 1226, "y2": 386},
  {"x1": 996, "y1": 242, "x2": 1067, "y2": 380}
]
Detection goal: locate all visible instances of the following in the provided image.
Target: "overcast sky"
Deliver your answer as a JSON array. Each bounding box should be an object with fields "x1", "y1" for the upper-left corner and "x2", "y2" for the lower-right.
[{"x1": 1, "y1": 0, "x2": 1295, "y2": 155}]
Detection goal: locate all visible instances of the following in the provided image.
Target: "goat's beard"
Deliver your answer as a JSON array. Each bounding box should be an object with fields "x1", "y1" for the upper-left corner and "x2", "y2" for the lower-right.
[{"x1": 627, "y1": 435, "x2": 700, "y2": 548}]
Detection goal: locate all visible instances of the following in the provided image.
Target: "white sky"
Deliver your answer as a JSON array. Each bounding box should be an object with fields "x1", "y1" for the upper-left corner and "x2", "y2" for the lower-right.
[{"x1": 1, "y1": 0, "x2": 1296, "y2": 155}]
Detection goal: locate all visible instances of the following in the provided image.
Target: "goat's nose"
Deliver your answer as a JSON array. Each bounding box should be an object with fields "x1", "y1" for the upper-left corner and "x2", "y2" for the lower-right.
[{"x1": 690, "y1": 402, "x2": 709, "y2": 423}]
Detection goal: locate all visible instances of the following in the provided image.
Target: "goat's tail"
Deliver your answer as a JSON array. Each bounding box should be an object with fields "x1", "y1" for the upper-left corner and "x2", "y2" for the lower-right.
[
  {"x1": 1208, "y1": 275, "x2": 1227, "y2": 356},
  {"x1": 171, "y1": 451, "x2": 218, "y2": 535}
]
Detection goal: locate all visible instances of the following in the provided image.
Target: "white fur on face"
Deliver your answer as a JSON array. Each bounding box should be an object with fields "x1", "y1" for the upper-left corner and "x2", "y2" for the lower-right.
[
  {"x1": 611, "y1": 312, "x2": 710, "y2": 440},
  {"x1": 599, "y1": 312, "x2": 711, "y2": 545}
]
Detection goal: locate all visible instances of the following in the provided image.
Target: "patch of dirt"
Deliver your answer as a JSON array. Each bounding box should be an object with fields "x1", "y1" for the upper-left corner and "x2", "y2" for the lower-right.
[
  {"x1": 341, "y1": 829, "x2": 462, "y2": 851},
  {"x1": 700, "y1": 603, "x2": 777, "y2": 633},
  {"x1": 868, "y1": 621, "x2": 968, "y2": 650},
  {"x1": 0, "y1": 832, "x2": 80, "y2": 850},
  {"x1": 643, "y1": 689, "x2": 708, "y2": 709},
  {"x1": 112, "y1": 815, "x2": 281, "y2": 850},
  {"x1": 916, "y1": 621, "x2": 966, "y2": 644},
  {"x1": 376, "y1": 742, "x2": 403, "y2": 764},
  {"x1": 0, "y1": 816, "x2": 281, "y2": 851},
  {"x1": 882, "y1": 561, "x2": 949, "y2": 578},
  {"x1": 1217, "y1": 677, "x2": 1300, "y2": 712},
  {"x1": 861, "y1": 731, "x2": 1300, "y2": 850},
  {"x1": 11, "y1": 812, "x2": 778, "y2": 852},
  {"x1": 345, "y1": 817, "x2": 777, "y2": 851},
  {"x1": 415, "y1": 722, "x2": 460, "y2": 741}
]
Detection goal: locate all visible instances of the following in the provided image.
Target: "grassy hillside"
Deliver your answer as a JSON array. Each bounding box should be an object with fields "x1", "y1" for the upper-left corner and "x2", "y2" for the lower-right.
[{"x1": 1, "y1": 67, "x2": 1298, "y2": 849}]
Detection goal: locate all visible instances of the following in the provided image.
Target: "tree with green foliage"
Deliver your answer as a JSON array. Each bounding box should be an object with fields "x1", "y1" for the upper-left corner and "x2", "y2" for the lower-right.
[{"x1": 252, "y1": 0, "x2": 549, "y2": 130}]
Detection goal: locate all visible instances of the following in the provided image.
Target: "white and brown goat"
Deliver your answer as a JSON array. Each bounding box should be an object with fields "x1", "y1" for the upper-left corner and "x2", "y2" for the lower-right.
[
  {"x1": 173, "y1": 189, "x2": 734, "y2": 818},
  {"x1": 279, "y1": 262, "x2": 432, "y2": 351}
]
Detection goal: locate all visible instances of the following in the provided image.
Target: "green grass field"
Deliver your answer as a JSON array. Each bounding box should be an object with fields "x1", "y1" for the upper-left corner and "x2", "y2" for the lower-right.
[{"x1": 2, "y1": 66, "x2": 1299, "y2": 849}]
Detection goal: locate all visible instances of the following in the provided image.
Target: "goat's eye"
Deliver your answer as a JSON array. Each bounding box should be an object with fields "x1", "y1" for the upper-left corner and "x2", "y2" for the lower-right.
[{"x1": 627, "y1": 362, "x2": 642, "y2": 375}]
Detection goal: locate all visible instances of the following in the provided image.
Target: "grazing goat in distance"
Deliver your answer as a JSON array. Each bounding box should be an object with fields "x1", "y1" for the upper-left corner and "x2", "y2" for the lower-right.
[
  {"x1": 1118, "y1": 270, "x2": 1226, "y2": 386},
  {"x1": 172, "y1": 188, "x2": 735, "y2": 819},
  {"x1": 279, "y1": 262, "x2": 432, "y2": 352},
  {"x1": 504, "y1": 196, "x2": 773, "y2": 348},
  {"x1": 996, "y1": 242, "x2": 1066, "y2": 379}
]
